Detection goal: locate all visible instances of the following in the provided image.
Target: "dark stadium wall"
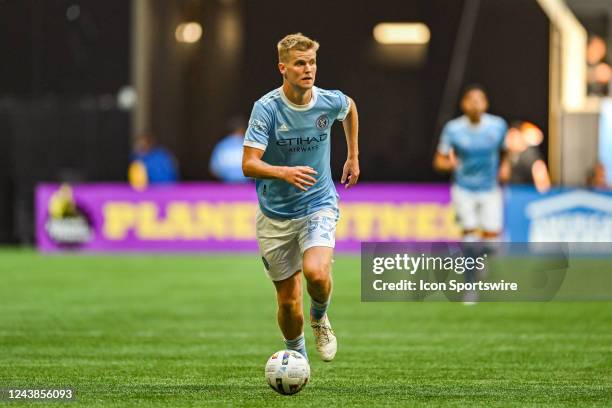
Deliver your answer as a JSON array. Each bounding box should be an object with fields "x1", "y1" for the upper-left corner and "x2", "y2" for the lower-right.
[
  {"x1": 2, "y1": 101, "x2": 130, "y2": 244},
  {"x1": 0, "y1": 1, "x2": 131, "y2": 96},
  {"x1": 0, "y1": 110, "x2": 14, "y2": 243},
  {"x1": 0, "y1": 0, "x2": 132, "y2": 243},
  {"x1": 146, "y1": 0, "x2": 245, "y2": 181}
]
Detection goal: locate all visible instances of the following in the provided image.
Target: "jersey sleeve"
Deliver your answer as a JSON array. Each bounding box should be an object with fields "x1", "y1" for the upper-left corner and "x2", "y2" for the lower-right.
[
  {"x1": 244, "y1": 102, "x2": 272, "y2": 151},
  {"x1": 437, "y1": 123, "x2": 453, "y2": 155},
  {"x1": 332, "y1": 90, "x2": 351, "y2": 121},
  {"x1": 525, "y1": 146, "x2": 543, "y2": 165}
]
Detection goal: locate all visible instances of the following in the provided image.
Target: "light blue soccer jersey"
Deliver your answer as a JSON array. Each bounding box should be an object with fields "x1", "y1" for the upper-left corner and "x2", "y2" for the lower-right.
[
  {"x1": 244, "y1": 86, "x2": 350, "y2": 219},
  {"x1": 437, "y1": 114, "x2": 508, "y2": 191}
]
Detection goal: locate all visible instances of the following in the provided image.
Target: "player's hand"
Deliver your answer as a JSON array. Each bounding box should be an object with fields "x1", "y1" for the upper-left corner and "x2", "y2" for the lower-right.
[
  {"x1": 282, "y1": 166, "x2": 317, "y2": 191},
  {"x1": 341, "y1": 157, "x2": 360, "y2": 189}
]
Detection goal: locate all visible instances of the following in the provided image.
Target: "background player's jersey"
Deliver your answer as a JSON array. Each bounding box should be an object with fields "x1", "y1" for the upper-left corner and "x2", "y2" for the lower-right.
[
  {"x1": 437, "y1": 113, "x2": 507, "y2": 191},
  {"x1": 244, "y1": 86, "x2": 350, "y2": 219}
]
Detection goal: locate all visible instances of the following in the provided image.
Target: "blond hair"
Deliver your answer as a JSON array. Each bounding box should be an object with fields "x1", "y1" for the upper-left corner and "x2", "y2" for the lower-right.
[{"x1": 277, "y1": 33, "x2": 319, "y2": 63}]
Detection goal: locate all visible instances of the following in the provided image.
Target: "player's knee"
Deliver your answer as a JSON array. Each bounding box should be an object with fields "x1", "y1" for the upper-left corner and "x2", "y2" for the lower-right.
[{"x1": 303, "y1": 262, "x2": 331, "y2": 287}]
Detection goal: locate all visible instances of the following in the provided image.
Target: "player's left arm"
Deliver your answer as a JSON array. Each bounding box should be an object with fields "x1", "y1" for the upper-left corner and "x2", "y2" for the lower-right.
[
  {"x1": 497, "y1": 120, "x2": 510, "y2": 183},
  {"x1": 498, "y1": 128, "x2": 511, "y2": 183},
  {"x1": 498, "y1": 152, "x2": 511, "y2": 183},
  {"x1": 341, "y1": 97, "x2": 360, "y2": 189},
  {"x1": 531, "y1": 159, "x2": 551, "y2": 193}
]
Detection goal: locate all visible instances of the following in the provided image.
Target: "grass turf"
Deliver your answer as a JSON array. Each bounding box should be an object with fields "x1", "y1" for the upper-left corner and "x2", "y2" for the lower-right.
[{"x1": 0, "y1": 249, "x2": 611, "y2": 407}]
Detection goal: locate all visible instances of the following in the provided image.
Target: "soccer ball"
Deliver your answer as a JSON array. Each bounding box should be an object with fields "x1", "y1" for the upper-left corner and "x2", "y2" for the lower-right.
[{"x1": 265, "y1": 350, "x2": 310, "y2": 395}]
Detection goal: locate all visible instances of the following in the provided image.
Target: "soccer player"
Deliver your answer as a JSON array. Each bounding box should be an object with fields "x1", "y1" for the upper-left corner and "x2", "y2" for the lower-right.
[
  {"x1": 242, "y1": 33, "x2": 359, "y2": 361},
  {"x1": 433, "y1": 85, "x2": 508, "y2": 242},
  {"x1": 500, "y1": 121, "x2": 551, "y2": 193}
]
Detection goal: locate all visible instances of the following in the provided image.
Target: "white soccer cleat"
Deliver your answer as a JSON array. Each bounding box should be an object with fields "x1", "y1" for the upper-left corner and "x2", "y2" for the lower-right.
[{"x1": 311, "y1": 314, "x2": 337, "y2": 362}]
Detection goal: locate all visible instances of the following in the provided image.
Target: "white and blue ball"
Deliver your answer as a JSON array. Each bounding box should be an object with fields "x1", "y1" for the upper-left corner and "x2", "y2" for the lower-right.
[{"x1": 265, "y1": 350, "x2": 310, "y2": 395}]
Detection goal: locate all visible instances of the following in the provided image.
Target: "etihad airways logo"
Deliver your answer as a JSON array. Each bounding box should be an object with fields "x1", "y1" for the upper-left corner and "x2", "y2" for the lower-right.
[{"x1": 276, "y1": 134, "x2": 327, "y2": 152}]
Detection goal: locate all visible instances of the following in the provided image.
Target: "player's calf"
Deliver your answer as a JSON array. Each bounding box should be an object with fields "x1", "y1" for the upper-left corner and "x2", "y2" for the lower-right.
[{"x1": 276, "y1": 297, "x2": 303, "y2": 340}]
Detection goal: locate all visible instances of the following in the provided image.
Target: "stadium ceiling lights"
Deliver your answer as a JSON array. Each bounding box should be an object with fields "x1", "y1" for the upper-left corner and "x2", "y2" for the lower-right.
[
  {"x1": 175, "y1": 22, "x2": 203, "y2": 43},
  {"x1": 373, "y1": 23, "x2": 431, "y2": 45}
]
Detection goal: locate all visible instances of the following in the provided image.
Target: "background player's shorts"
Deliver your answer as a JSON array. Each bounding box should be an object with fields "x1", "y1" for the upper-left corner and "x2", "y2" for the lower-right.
[
  {"x1": 451, "y1": 184, "x2": 503, "y2": 232},
  {"x1": 255, "y1": 207, "x2": 339, "y2": 282}
]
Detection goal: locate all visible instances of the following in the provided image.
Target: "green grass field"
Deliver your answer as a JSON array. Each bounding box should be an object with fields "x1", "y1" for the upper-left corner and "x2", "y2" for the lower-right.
[{"x1": 1, "y1": 249, "x2": 611, "y2": 407}]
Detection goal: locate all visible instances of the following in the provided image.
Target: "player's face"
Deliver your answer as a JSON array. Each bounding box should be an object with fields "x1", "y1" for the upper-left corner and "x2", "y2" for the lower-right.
[
  {"x1": 461, "y1": 89, "x2": 488, "y2": 121},
  {"x1": 279, "y1": 49, "x2": 317, "y2": 90},
  {"x1": 506, "y1": 127, "x2": 525, "y2": 152}
]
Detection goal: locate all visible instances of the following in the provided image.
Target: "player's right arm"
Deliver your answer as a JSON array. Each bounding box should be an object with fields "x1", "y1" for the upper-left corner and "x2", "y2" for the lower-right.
[
  {"x1": 433, "y1": 123, "x2": 457, "y2": 173},
  {"x1": 498, "y1": 152, "x2": 511, "y2": 183},
  {"x1": 531, "y1": 159, "x2": 551, "y2": 193},
  {"x1": 242, "y1": 147, "x2": 317, "y2": 192},
  {"x1": 433, "y1": 150, "x2": 458, "y2": 173}
]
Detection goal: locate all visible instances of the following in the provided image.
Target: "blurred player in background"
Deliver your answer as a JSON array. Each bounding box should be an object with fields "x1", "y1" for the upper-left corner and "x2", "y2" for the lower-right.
[
  {"x1": 128, "y1": 133, "x2": 178, "y2": 190},
  {"x1": 242, "y1": 33, "x2": 359, "y2": 361},
  {"x1": 587, "y1": 162, "x2": 609, "y2": 189},
  {"x1": 433, "y1": 85, "x2": 508, "y2": 242},
  {"x1": 587, "y1": 35, "x2": 612, "y2": 97},
  {"x1": 209, "y1": 116, "x2": 249, "y2": 183},
  {"x1": 500, "y1": 121, "x2": 551, "y2": 193}
]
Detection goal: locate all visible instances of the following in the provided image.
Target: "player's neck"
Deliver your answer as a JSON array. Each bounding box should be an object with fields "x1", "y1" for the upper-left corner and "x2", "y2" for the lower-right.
[
  {"x1": 282, "y1": 83, "x2": 313, "y2": 106},
  {"x1": 466, "y1": 115, "x2": 483, "y2": 125}
]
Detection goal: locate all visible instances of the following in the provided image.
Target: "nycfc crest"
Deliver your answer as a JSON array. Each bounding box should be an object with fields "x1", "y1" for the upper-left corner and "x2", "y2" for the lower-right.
[{"x1": 315, "y1": 114, "x2": 329, "y2": 130}]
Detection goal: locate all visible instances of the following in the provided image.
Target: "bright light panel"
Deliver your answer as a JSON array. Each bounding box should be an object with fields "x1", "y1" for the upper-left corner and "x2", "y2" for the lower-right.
[
  {"x1": 373, "y1": 23, "x2": 431, "y2": 45},
  {"x1": 175, "y1": 22, "x2": 203, "y2": 44}
]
